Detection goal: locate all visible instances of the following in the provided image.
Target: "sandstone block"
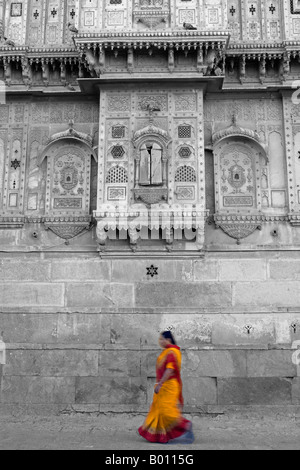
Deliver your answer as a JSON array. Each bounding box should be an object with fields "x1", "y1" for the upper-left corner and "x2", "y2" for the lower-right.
[
  {"x1": 193, "y1": 259, "x2": 218, "y2": 282},
  {"x1": 5, "y1": 350, "x2": 99, "y2": 377},
  {"x1": 183, "y1": 350, "x2": 247, "y2": 377},
  {"x1": 219, "y1": 259, "x2": 266, "y2": 282},
  {"x1": 292, "y1": 378, "x2": 300, "y2": 405},
  {"x1": 217, "y1": 378, "x2": 292, "y2": 405},
  {"x1": 75, "y1": 377, "x2": 147, "y2": 405},
  {"x1": 135, "y1": 282, "x2": 232, "y2": 309},
  {"x1": 99, "y1": 350, "x2": 142, "y2": 377},
  {"x1": 51, "y1": 260, "x2": 111, "y2": 282},
  {"x1": 57, "y1": 313, "x2": 111, "y2": 345},
  {"x1": 182, "y1": 377, "x2": 217, "y2": 406},
  {"x1": 269, "y1": 260, "x2": 300, "y2": 281},
  {"x1": 247, "y1": 350, "x2": 296, "y2": 377},
  {"x1": 65, "y1": 283, "x2": 134, "y2": 309},
  {"x1": 212, "y1": 316, "x2": 275, "y2": 346},
  {"x1": 233, "y1": 282, "x2": 300, "y2": 307},
  {"x1": 0, "y1": 283, "x2": 64, "y2": 307},
  {"x1": 1, "y1": 376, "x2": 75, "y2": 404},
  {"x1": 0, "y1": 314, "x2": 58, "y2": 344},
  {"x1": 0, "y1": 261, "x2": 51, "y2": 281},
  {"x1": 111, "y1": 260, "x2": 193, "y2": 283}
]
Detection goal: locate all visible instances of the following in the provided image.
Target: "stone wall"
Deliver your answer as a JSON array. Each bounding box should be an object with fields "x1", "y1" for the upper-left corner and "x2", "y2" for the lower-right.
[{"x1": 0, "y1": 253, "x2": 299, "y2": 415}]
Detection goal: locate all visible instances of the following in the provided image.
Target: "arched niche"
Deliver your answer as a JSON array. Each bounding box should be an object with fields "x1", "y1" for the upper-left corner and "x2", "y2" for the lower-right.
[
  {"x1": 132, "y1": 124, "x2": 171, "y2": 205},
  {"x1": 212, "y1": 124, "x2": 268, "y2": 215},
  {"x1": 212, "y1": 122, "x2": 269, "y2": 243},
  {"x1": 39, "y1": 129, "x2": 97, "y2": 241}
]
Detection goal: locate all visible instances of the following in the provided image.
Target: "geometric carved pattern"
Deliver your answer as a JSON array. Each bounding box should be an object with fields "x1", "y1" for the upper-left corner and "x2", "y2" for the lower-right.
[
  {"x1": 178, "y1": 125, "x2": 192, "y2": 139},
  {"x1": 216, "y1": 222, "x2": 261, "y2": 244},
  {"x1": 179, "y1": 146, "x2": 192, "y2": 158},
  {"x1": 111, "y1": 145, "x2": 125, "y2": 159},
  {"x1": 176, "y1": 186, "x2": 195, "y2": 200},
  {"x1": 112, "y1": 126, "x2": 125, "y2": 139},
  {"x1": 106, "y1": 165, "x2": 128, "y2": 183},
  {"x1": 175, "y1": 165, "x2": 196, "y2": 182}
]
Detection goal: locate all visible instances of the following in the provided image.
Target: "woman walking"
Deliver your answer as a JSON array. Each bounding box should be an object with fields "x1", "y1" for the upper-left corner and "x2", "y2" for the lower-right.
[{"x1": 138, "y1": 331, "x2": 194, "y2": 444}]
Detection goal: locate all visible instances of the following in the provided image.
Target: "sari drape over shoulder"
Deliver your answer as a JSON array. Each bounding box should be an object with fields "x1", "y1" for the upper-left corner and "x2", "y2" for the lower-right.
[{"x1": 138, "y1": 345, "x2": 191, "y2": 444}]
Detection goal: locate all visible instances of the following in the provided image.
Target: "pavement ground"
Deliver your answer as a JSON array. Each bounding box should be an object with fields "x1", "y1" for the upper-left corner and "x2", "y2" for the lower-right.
[{"x1": 0, "y1": 413, "x2": 300, "y2": 450}]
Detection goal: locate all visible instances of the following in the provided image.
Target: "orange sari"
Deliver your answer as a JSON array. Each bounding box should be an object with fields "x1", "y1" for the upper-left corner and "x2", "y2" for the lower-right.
[{"x1": 138, "y1": 345, "x2": 191, "y2": 443}]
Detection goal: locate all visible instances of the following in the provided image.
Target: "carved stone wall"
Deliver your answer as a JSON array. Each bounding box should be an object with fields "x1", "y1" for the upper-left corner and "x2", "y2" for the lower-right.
[
  {"x1": 97, "y1": 87, "x2": 204, "y2": 210},
  {"x1": 0, "y1": 97, "x2": 99, "y2": 230},
  {"x1": 2, "y1": 0, "x2": 300, "y2": 46}
]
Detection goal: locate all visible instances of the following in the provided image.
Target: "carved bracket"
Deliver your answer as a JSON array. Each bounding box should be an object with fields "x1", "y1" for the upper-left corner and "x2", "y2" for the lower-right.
[
  {"x1": 44, "y1": 217, "x2": 92, "y2": 242},
  {"x1": 215, "y1": 220, "x2": 262, "y2": 244}
]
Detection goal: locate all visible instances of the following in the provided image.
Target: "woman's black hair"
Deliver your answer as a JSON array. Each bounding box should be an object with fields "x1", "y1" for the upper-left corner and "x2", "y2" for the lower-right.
[{"x1": 161, "y1": 330, "x2": 177, "y2": 345}]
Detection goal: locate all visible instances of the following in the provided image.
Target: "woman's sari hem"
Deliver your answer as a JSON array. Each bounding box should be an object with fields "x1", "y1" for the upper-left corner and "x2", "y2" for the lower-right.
[{"x1": 138, "y1": 418, "x2": 191, "y2": 444}]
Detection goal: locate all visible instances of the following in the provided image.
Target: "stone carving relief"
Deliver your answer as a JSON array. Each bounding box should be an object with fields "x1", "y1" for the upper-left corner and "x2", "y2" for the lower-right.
[
  {"x1": 212, "y1": 119, "x2": 269, "y2": 243},
  {"x1": 133, "y1": 0, "x2": 170, "y2": 29},
  {"x1": 39, "y1": 125, "x2": 96, "y2": 241}
]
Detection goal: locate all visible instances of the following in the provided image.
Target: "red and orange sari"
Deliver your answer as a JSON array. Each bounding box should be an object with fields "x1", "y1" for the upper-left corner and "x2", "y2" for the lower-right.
[{"x1": 138, "y1": 344, "x2": 191, "y2": 443}]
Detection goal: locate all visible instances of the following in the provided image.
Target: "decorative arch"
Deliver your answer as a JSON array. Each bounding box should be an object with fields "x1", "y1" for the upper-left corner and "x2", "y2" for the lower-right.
[
  {"x1": 38, "y1": 124, "x2": 97, "y2": 241},
  {"x1": 132, "y1": 124, "x2": 172, "y2": 205},
  {"x1": 212, "y1": 119, "x2": 269, "y2": 244}
]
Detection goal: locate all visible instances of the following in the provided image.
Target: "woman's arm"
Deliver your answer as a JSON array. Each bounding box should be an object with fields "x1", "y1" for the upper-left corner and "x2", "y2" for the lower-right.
[{"x1": 154, "y1": 368, "x2": 174, "y2": 394}]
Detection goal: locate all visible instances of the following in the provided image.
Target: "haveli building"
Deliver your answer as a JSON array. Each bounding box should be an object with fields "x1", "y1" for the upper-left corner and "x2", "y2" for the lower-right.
[{"x1": 0, "y1": 0, "x2": 300, "y2": 414}]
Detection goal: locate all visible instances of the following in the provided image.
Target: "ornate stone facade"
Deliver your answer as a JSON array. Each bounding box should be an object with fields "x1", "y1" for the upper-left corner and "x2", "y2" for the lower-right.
[{"x1": 0, "y1": 1, "x2": 300, "y2": 415}]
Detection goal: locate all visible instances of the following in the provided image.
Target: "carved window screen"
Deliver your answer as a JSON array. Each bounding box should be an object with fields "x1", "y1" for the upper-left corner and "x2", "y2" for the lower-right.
[
  {"x1": 175, "y1": 165, "x2": 196, "y2": 182},
  {"x1": 178, "y1": 125, "x2": 192, "y2": 139},
  {"x1": 106, "y1": 165, "x2": 128, "y2": 183},
  {"x1": 112, "y1": 126, "x2": 125, "y2": 139}
]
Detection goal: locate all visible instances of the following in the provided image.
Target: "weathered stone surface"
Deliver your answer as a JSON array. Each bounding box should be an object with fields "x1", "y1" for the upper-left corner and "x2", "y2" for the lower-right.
[
  {"x1": 111, "y1": 260, "x2": 193, "y2": 283},
  {"x1": 51, "y1": 260, "x2": 111, "y2": 282},
  {"x1": 219, "y1": 259, "x2": 266, "y2": 282},
  {"x1": 0, "y1": 283, "x2": 64, "y2": 307},
  {"x1": 158, "y1": 314, "x2": 212, "y2": 345},
  {"x1": 275, "y1": 316, "x2": 300, "y2": 344},
  {"x1": 65, "y1": 283, "x2": 134, "y2": 308},
  {"x1": 99, "y1": 351, "x2": 142, "y2": 377},
  {"x1": 247, "y1": 351, "x2": 297, "y2": 377},
  {"x1": 109, "y1": 314, "x2": 162, "y2": 348},
  {"x1": 233, "y1": 282, "x2": 300, "y2": 307},
  {"x1": 4, "y1": 350, "x2": 99, "y2": 377},
  {"x1": 1, "y1": 376, "x2": 75, "y2": 404},
  {"x1": 135, "y1": 282, "x2": 232, "y2": 308},
  {"x1": 75, "y1": 377, "x2": 147, "y2": 405},
  {"x1": 183, "y1": 350, "x2": 247, "y2": 378},
  {"x1": 56, "y1": 314, "x2": 111, "y2": 345},
  {"x1": 183, "y1": 377, "x2": 217, "y2": 406},
  {"x1": 0, "y1": 314, "x2": 58, "y2": 344},
  {"x1": 192, "y1": 259, "x2": 218, "y2": 282},
  {"x1": 212, "y1": 315, "x2": 276, "y2": 346},
  {"x1": 269, "y1": 260, "x2": 300, "y2": 281},
  {"x1": 0, "y1": 261, "x2": 51, "y2": 281},
  {"x1": 292, "y1": 378, "x2": 300, "y2": 405},
  {"x1": 217, "y1": 378, "x2": 292, "y2": 405}
]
